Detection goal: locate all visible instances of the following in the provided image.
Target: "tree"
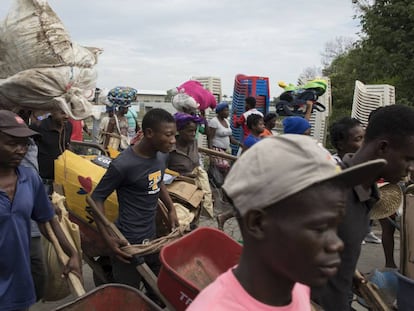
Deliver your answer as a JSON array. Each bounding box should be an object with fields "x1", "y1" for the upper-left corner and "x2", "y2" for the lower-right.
[
  {"x1": 323, "y1": 0, "x2": 414, "y2": 117},
  {"x1": 358, "y1": 0, "x2": 414, "y2": 104},
  {"x1": 297, "y1": 66, "x2": 322, "y2": 85},
  {"x1": 321, "y1": 36, "x2": 355, "y2": 68}
]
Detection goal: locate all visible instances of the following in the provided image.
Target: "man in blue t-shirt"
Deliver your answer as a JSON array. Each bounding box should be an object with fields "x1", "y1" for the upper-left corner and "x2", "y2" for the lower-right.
[
  {"x1": 0, "y1": 110, "x2": 81, "y2": 311},
  {"x1": 91, "y1": 108, "x2": 179, "y2": 294}
]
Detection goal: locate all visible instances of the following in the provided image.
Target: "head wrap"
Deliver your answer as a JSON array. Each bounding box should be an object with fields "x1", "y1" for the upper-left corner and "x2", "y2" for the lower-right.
[
  {"x1": 215, "y1": 102, "x2": 229, "y2": 113},
  {"x1": 174, "y1": 112, "x2": 204, "y2": 131}
]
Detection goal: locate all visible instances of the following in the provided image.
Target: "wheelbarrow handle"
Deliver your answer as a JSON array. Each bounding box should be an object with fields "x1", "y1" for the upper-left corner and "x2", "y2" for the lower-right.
[
  {"x1": 353, "y1": 269, "x2": 389, "y2": 311},
  {"x1": 86, "y1": 197, "x2": 176, "y2": 310},
  {"x1": 86, "y1": 196, "x2": 128, "y2": 242},
  {"x1": 45, "y1": 221, "x2": 86, "y2": 297},
  {"x1": 198, "y1": 146, "x2": 238, "y2": 161}
]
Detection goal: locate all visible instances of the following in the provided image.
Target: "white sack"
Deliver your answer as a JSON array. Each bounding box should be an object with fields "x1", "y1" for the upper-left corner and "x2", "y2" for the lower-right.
[
  {"x1": 0, "y1": 0, "x2": 99, "y2": 78},
  {"x1": 0, "y1": 66, "x2": 96, "y2": 119},
  {"x1": 0, "y1": 0, "x2": 101, "y2": 119}
]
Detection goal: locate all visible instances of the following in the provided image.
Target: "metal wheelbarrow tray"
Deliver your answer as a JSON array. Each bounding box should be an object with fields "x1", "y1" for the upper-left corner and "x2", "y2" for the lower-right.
[{"x1": 54, "y1": 283, "x2": 162, "y2": 311}]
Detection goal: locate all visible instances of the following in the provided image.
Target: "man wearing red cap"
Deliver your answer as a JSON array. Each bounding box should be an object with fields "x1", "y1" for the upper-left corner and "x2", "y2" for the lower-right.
[{"x1": 0, "y1": 110, "x2": 81, "y2": 311}]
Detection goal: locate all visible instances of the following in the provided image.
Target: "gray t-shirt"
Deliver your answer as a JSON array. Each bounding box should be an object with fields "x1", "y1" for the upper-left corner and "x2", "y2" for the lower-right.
[{"x1": 92, "y1": 147, "x2": 168, "y2": 244}]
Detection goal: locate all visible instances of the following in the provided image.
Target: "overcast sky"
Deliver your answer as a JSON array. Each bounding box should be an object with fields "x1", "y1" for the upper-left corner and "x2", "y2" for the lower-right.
[{"x1": 1, "y1": 0, "x2": 359, "y2": 98}]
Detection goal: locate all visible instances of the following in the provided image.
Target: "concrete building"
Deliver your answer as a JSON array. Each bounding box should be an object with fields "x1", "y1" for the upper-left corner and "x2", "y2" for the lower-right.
[
  {"x1": 191, "y1": 76, "x2": 222, "y2": 103},
  {"x1": 136, "y1": 89, "x2": 167, "y2": 103}
]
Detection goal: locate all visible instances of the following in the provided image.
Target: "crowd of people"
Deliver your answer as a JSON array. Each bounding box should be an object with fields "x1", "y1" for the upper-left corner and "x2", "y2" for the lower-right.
[{"x1": 1, "y1": 88, "x2": 413, "y2": 310}]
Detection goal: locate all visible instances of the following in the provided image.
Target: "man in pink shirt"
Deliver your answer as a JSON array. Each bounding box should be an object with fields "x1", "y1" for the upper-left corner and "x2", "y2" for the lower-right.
[{"x1": 187, "y1": 135, "x2": 385, "y2": 310}]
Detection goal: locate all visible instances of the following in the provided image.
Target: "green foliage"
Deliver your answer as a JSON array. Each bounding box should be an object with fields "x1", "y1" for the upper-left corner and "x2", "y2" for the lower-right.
[{"x1": 324, "y1": 0, "x2": 414, "y2": 114}]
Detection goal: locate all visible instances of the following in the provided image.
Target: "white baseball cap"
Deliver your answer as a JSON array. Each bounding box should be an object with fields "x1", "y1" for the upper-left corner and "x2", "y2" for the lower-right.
[{"x1": 222, "y1": 135, "x2": 386, "y2": 216}]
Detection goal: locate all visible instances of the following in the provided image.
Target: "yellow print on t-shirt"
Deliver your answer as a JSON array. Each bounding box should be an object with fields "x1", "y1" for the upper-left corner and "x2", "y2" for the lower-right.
[{"x1": 148, "y1": 171, "x2": 161, "y2": 194}]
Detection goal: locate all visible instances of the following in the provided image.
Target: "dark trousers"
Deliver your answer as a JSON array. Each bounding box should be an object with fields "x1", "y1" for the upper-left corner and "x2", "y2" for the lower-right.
[
  {"x1": 30, "y1": 236, "x2": 46, "y2": 301},
  {"x1": 111, "y1": 253, "x2": 161, "y2": 299}
]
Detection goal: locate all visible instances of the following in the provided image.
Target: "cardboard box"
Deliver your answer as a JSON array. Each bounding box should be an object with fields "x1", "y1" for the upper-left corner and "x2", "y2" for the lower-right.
[{"x1": 167, "y1": 181, "x2": 204, "y2": 209}]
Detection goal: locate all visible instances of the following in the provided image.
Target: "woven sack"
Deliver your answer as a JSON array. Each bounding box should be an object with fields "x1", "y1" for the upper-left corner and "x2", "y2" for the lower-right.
[{"x1": 41, "y1": 193, "x2": 82, "y2": 301}]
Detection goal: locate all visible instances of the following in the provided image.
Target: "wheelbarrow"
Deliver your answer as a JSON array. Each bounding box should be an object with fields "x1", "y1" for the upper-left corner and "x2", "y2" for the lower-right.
[
  {"x1": 54, "y1": 284, "x2": 161, "y2": 311},
  {"x1": 86, "y1": 196, "x2": 242, "y2": 311},
  {"x1": 157, "y1": 226, "x2": 242, "y2": 311},
  {"x1": 44, "y1": 219, "x2": 161, "y2": 311}
]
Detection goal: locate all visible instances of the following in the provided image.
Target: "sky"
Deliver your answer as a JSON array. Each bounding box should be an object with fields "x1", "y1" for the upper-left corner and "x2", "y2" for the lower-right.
[{"x1": 0, "y1": 0, "x2": 360, "y2": 98}]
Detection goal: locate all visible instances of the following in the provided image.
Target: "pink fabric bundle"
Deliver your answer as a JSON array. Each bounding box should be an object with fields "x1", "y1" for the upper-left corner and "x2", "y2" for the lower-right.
[{"x1": 177, "y1": 80, "x2": 217, "y2": 111}]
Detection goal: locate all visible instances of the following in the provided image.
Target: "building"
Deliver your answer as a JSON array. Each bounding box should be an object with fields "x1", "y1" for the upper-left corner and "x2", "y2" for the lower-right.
[
  {"x1": 136, "y1": 89, "x2": 167, "y2": 103},
  {"x1": 191, "y1": 76, "x2": 222, "y2": 103}
]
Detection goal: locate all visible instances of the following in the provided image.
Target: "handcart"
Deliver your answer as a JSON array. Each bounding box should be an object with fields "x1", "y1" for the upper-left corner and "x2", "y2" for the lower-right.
[
  {"x1": 54, "y1": 284, "x2": 162, "y2": 311},
  {"x1": 53, "y1": 143, "x2": 241, "y2": 310},
  {"x1": 85, "y1": 197, "x2": 242, "y2": 311}
]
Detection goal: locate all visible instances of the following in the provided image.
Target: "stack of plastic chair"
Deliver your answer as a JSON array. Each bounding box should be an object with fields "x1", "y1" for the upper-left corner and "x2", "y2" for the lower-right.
[
  {"x1": 230, "y1": 74, "x2": 270, "y2": 155},
  {"x1": 351, "y1": 80, "x2": 395, "y2": 127}
]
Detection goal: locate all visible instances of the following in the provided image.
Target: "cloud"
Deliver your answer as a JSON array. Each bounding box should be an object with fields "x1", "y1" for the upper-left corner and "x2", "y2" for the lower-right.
[{"x1": 0, "y1": 0, "x2": 359, "y2": 97}]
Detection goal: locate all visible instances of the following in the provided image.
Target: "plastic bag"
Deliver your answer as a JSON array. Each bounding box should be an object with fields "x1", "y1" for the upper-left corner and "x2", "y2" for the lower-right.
[{"x1": 120, "y1": 134, "x2": 130, "y2": 150}]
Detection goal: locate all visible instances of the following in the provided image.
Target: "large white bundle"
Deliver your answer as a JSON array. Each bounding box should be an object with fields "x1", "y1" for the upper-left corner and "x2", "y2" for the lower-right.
[
  {"x1": 0, "y1": 0, "x2": 101, "y2": 119},
  {"x1": 0, "y1": 0, "x2": 99, "y2": 77},
  {"x1": 0, "y1": 66, "x2": 96, "y2": 119}
]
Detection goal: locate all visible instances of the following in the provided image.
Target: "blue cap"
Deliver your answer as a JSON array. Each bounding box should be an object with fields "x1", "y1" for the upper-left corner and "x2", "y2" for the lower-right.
[
  {"x1": 283, "y1": 116, "x2": 311, "y2": 134},
  {"x1": 215, "y1": 102, "x2": 229, "y2": 113}
]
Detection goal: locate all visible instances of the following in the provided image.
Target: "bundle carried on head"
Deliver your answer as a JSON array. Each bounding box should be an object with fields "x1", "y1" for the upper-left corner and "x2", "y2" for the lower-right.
[
  {"x1": 275, "y1": 78, "x2": 327, "y2": 117},
  {"x1": 0, "y1": 0, "x2": 101, "y2": 119},
  {"x1": 107, "y1": 86, "x2": 138, "y2": 107},
  {"x1": 172, "y1": 80, "x2": 217, "y2": 112}
]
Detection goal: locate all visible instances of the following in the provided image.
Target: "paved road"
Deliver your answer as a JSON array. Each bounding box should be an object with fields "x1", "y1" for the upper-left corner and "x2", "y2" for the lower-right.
[{"x1": 30, "y1": 210, "x2": 398, "y2": 310}]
